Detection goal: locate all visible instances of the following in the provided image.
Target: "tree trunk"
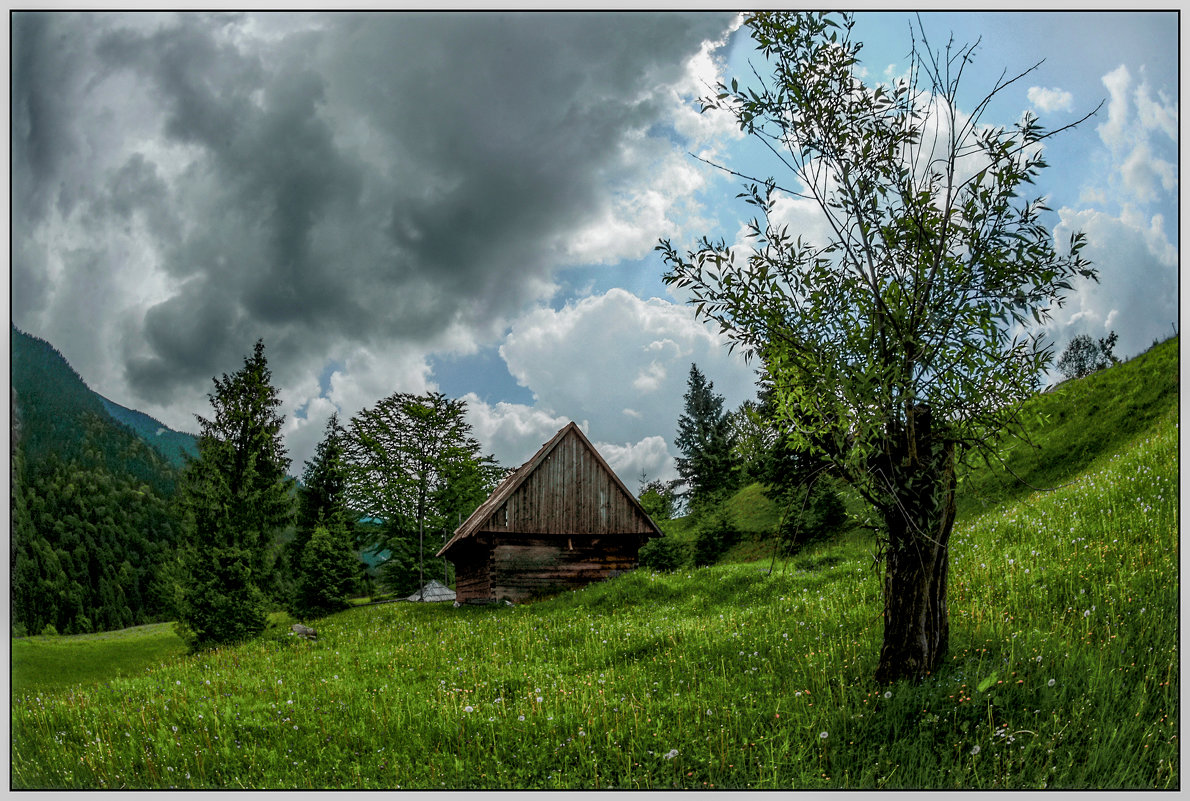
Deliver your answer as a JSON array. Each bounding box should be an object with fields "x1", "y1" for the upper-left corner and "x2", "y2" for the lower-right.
[{"x1": 874, "y1": 405, "x2": 957, "y2": 685}]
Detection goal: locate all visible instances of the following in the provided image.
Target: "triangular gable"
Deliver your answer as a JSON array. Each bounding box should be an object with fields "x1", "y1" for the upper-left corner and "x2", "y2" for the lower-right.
[{"x1": 437, "y1": 421, "x2": 660, "y2": 557}]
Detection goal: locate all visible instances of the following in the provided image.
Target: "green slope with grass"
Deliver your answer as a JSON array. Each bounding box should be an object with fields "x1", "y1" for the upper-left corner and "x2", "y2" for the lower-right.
[
  {"x1": 11, "y1": 625, "x2": 189, "y2": 695},
  {"x1": 958, "y1": 336, "x2": 1178, "y2": 515},
  {"x1": 11, "y1": 341, "x2": 1178, "y2": 789}
]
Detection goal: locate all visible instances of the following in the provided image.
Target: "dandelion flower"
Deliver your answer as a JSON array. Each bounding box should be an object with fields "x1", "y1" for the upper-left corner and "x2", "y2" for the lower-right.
[
  {"x1": 819, "y1": 731, "x2": 829, "y2": 740},
  {"x1": 883, "y1": 691, "x2": 892, "y2": 699},
  {"x1": 464, "y1": 706, "x2": 474, "y2": 713},
  {"x1": 1047, "y1": 679, "x2": 1056, "y2": 687},
  {"x1": 664, "y1": 749, "x2": 679, "y2": 759},
  {"x1": 970, "y1": 745, "x2": 981, "y2": 755}
]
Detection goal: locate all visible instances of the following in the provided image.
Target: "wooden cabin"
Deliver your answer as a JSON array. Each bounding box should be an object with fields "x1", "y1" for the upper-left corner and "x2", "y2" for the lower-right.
[{"x1": 437, "y1": 422, "x2": 662, "y2": 603}]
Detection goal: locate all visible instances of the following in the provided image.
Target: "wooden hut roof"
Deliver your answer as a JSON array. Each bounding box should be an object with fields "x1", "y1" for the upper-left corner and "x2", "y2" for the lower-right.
[{"x1": 437, "y1": 422, "x2": 661, "y2": 557}]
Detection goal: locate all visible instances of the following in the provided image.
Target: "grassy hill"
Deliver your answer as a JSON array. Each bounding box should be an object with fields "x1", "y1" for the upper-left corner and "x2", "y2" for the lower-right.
[{"x1": 10, "y1": 340, "x2": 1179, "y2": 789}]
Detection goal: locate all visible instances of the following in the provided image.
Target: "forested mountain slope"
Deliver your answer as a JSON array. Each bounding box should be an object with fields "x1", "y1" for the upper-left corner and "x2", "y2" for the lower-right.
[{"x1": 11, "y1": 326, "x2": 186, "y2": 635}]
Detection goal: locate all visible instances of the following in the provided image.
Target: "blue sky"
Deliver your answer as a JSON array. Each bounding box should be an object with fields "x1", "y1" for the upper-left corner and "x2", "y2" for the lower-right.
[{"x1": 10, "y1": 11, "x2": 1180, "y2": 484}]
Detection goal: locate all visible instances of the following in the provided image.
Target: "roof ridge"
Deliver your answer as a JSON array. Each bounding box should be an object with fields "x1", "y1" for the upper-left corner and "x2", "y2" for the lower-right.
[{"x1": 436, "y1": 421, "x2": 659, "y2": 558}]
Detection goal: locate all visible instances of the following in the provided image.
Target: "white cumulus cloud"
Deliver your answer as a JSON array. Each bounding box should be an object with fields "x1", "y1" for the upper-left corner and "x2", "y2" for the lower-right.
[
  {"x1": 1049, "y1": 205, "x2": 1177, "y2": 363},
  {"x1": 477, "y1": 288, "x2": 757, "y2": 483},
  {"x1": 1027, "y1": 85, "x2": 1074, "y2": 114}
]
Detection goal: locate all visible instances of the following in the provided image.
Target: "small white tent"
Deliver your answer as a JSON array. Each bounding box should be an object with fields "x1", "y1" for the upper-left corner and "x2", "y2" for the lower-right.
[{"x1": 406, "y1": 579, "x2": 456, "y2": 602}]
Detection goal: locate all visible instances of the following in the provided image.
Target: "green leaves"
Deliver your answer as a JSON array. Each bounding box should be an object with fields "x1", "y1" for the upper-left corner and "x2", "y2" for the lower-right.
[
  {"x1": 976, "y1": 672, "x2": 999, "y2": 693},
  {"x1": 659, "y1": 11, "x2": 1098, "y2": 520},
  {"x1": 344, "y1": 391, "x2": 500, "y2": 551}
]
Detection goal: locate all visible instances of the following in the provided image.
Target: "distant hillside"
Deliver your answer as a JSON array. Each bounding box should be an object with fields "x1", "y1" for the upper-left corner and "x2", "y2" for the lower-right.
[
  {"x1": 11, "y1": 325, "x2": 185, "y2": 635},
  {"x1": 97, "y1": 393, "x2": 198, "y2": 469},
  {"x1": 11, "y1": 325, "x2": 181, "y2": 495}
]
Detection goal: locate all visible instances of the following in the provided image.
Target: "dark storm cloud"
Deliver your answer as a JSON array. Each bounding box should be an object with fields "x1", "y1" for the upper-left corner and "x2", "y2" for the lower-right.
[{"x1": 11, "y1": 11, "x2": 738, "y2": 408}]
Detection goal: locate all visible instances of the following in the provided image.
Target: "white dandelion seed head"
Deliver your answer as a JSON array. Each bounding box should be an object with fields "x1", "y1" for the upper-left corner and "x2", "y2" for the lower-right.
[
  {"x1": 464, "y1": 706, "x2": 474, "y2": 713},
  {"x1": 1048, "y1": 679, "x2": 1056, "y2": 687},
  {"x1": 971, "y1": 745, "x2": 981, "y2": 755},
  {"x1": 819, "y1": 731, "x2": 829, "y2": 739}
]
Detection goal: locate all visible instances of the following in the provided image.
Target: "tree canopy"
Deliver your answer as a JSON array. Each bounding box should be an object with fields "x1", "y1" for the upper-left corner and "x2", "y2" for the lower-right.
[
  {"x1": 176, "y1": 340, "x2": 293, "y2": 648},
  {"x1": 658, "y1": 11, "x2": 1097, "y2": 682},
  {"x1": 674, "y1": 364, "x2": 738, "y2": 509},
  {"x1": 344, "y1": 391, "x2": 501, "y2": 595}
]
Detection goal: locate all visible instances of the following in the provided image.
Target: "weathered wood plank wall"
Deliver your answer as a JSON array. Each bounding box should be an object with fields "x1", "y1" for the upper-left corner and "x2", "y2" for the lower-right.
[
  {"x1": 488, "y1": 536, "x2": 641, "y2": 602},
  {"x1": 481, "y1": 428, "x2": 652, "y2": 536}
]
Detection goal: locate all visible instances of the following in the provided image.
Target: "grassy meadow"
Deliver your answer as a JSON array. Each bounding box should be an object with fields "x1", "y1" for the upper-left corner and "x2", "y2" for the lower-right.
[{"x1": 10, "y1": 339, "x2": 1179, "y2": 789}]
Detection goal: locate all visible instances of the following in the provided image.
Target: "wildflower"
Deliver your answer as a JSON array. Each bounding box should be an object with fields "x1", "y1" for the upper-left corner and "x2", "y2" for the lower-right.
[
  {"x1": 464, "y1": 706, "x2": 474, "y2": 713},
  {"x1": 536, "y1": 696, "x2": 543, "y2": 703},
  {"x1": 518, "y1": 715, "x2": 525, "y2": 721},
  {"x1": 664, "y1": 749, "x2": 679, "y2": 759},
  {"x1": 970, "y1": 745, "x2": 981, "y2": 755}
]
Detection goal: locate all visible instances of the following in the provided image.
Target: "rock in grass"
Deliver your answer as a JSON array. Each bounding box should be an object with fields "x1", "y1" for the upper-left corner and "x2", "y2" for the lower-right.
[{"x1": 291, "y1": 624, "x2": 318, "y2": 641}]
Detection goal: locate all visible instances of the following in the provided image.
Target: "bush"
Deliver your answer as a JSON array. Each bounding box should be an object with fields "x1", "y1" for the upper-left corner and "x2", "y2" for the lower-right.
[
  {"x1": 638, "y1": 536, "x2": 685, "y2": 572},
  {"x1": 376, "y1": 537, "x2": 420, "y2": 597},
  {"x1": 39, "y1": 623, "x2": 58, "y2": 637},
  {"x1": 693, "y1": 506, "x2": 739, "y2": 566},
  {"x1": 293, "y1": 525, "x2": 358, "y2": 619},
  {"x1": 175, "y1": 545, "x2": 268, "y2": 650},
  {"x1": 778, "y1": 479, "x2": 847, "y2": 551}
]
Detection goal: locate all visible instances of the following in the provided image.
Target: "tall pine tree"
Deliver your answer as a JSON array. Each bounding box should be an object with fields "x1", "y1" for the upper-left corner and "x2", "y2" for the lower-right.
[
  {"x1": 674, "y1": 364, "x2": 738, "y2": 510},
  {"x1": 289, "y1": 413, "x2": 358, "y2": 617},
  {"x1": 176, "y1": 340, "x2": 292, "y2": 648}
]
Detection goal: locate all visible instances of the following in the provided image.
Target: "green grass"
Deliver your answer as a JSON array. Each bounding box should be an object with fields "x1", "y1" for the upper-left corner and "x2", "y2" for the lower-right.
[
  {"x1": 11, "y1": 624, "x2": 188, "y2": 696},
  {"x1": 958, "y1": 335, "x2": 1178, "y2": 515},
  {"x1": 10, "y1": 340, "x2": 1179, "y2": 788}
]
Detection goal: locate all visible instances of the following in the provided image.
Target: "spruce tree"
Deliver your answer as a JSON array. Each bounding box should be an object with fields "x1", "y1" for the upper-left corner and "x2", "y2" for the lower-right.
[
  {"x1": 295, "y1": 526, "x2": 357, "y2": 618},
  {"x1": 176, "y1": 340, "x2": 292, "y2": 648},
  {"x1": 674, "y1": 364, "x2": 737, "y2": 509},
  {"x1": 289, "y1": 414, "x2": 358, "y2": 617}
]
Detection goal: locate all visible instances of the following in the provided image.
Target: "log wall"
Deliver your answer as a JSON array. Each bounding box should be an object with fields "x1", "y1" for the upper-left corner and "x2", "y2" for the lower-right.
[
  {"x1": 454, "y1": 535, "x2": 644, "y2": 603},
  {"x1": 493, "y1": 535, "x2": 642, "y2": 602}
]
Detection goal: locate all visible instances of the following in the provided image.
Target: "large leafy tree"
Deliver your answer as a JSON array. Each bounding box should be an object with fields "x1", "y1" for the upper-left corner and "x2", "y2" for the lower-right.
[
  {"x1": 674, "y1": 363, "x2": 738, "y2": 509},
  {"x1": 176, "y1": 340, "x2": 293, "y2": 647},
  {"x1": 659, "y1": 12, "x2": 1097, "y2": 682},
  {"x1": 344, "y1": 392, "x2": 500, "y2": 597}
]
